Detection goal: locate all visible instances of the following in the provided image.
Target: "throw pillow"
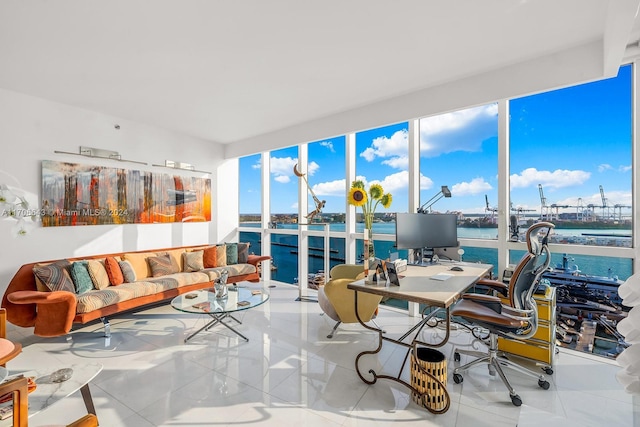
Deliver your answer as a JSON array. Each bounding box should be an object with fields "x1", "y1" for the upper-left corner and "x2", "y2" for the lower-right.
[
  {"x1": 32, "y1": 260, "x2": 75, "y2": 293},
  {"x1": 69, "y1": 261, "x2": 94, "y2": 294},
  {"x1": 237, "y1": 242, "x2": 250, "y2": 263},
  {"x1": 183, "y1": 250, "x2": 204, "y2": 272},
  {"x1": 86, "y1": 260, "x2": 110, "y2": 290},
  {"x1": 203, "y1": 246, "x2": 217, "y2": 268},
  {"x1": 118, "y1": 260, "x2": 137, "y2": 283},
  {"x1": 104, "y1": 256, "x2": 124, "y2": 285},
  {"x1": 215, "y1": 244, "x2": 227, "y2": 267},
  {"x1": 226, "y1": 243, "x2": 238, "y2": 265},
  {"x1": 148, "y1": 254, "x2": 177, "y2": 277}
]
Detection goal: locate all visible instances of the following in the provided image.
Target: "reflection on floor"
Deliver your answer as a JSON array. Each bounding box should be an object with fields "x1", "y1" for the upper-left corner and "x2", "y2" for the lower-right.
[{"x1": 4, "y1": 281, "x2": 639, "y2": 426}]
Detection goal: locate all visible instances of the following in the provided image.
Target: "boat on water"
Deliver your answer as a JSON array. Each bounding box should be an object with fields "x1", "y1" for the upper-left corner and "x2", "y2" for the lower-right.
[
  {"x1": 541, "y1": 254, "x2": 629, "y2": 358},
  {"x1": 293, "y1": 271, "x2": 325, "y2": 290}
]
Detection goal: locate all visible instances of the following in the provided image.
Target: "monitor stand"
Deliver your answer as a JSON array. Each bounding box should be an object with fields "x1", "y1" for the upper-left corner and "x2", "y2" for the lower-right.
[{"x1": 411, "y1": 248, "x2": 439, "y2": 266}]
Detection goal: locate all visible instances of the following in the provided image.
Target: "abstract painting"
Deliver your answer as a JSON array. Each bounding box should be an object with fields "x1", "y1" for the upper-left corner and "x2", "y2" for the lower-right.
[{"x1": 41, "y1": 160, "x2": 211, "y2": 226}]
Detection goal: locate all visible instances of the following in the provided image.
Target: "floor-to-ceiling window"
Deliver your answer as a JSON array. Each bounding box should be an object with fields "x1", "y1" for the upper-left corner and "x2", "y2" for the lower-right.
[
  {"x1": 236, "y1": 63, "x2": 635, "y2": 358},
  {"x1": 306, "y1": 137, "x2": 347, "y2": 277}
]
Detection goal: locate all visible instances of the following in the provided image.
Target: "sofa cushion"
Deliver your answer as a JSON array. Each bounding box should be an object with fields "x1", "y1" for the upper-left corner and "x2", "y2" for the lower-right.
[
  {"x1": 69, "y1": 261, "x2": 94, "y2": 294},
  {"x1": 226, "y1": 243, "x2": 238, "y2": 265},
  {"x1": 157, "y1": 249, "x2": 184, "y2": 272},
  {"x1": 122, "y1": 252, "x2": 154, "y2": 280},
  {"x1": 148, "y1": 254, "x2": 177, "y2": 277},
  {"x1": 104, "y1": 256, "x2": 124, "y2": 286},
  {"x1": 215, "y1": 244, "x2": 227, "y2": 267},
  {"x1": 118, "y1": 260, "x2": 137, "y2": 283},
  {"x1": 183, "y1": 250, "x2": 204, "y2": 272},
  {"x1": 75, "y1": 271, "x2": 211, "y2": 314},
  {"x1": 203, "y1": 246, "x2": 217, "y2": 268},
  {"x1": 33, "y1": 260, "x2": 75, "y2": 293},
  {"x1": 87, "y1": 260, "x2": 110, "y2": 290},
  {"x1": 238, "y1": 242, "x2": 249, "y2": 263},
  {"x1": 203, "y1": 263, "x2": 256, "y2": 281}
]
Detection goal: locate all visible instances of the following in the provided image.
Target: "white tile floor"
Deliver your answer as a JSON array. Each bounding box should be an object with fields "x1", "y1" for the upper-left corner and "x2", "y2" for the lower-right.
[{"x1": 4, "y1": 281, "x2": 640, "y2": 426}]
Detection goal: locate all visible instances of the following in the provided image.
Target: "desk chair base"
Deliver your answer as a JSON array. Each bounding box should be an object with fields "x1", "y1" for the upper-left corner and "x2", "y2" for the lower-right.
[
  {"x1": 326, "y1": 318, "x2": 385, "y2": 339},
  {"x1": 452, "y1": 334, "x2": 549, "y2": 406}
]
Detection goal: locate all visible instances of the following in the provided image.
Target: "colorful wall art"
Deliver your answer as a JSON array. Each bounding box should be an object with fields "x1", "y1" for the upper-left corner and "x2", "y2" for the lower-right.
[{"x1": 41, "y1": 160, "x2": 211, "y2": 227}]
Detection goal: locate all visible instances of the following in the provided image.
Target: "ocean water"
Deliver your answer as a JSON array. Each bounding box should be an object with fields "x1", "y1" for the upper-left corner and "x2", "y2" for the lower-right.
[{"x1": 240, "y1": 222, "x2": 633, "y2": 285}]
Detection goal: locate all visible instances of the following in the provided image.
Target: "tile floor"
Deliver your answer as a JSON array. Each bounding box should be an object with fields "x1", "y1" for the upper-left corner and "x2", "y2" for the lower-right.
[{"x1": 4, "y1": 281, "x2": 639, "y2": 426}]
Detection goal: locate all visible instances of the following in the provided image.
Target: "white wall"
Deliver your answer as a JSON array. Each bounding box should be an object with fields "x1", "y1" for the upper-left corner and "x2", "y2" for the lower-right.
[{"x1": 0, "y1": 88, "x2": 233, "y2": 294}]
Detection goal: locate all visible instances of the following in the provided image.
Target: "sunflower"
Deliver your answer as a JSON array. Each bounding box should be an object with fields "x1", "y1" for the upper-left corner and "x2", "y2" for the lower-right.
[
  {"x1": 381, "y1": 193, "x2": 392, "y2": 209},
  {"x1": 348, "y1": 187, "x2": 367, "y2": 207},
  {"x1": 369, "y1": 183, "x2": 384, "y2": 200}
]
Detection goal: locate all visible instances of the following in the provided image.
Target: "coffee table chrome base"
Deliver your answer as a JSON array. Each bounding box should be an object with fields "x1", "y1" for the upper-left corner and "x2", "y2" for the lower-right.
[{"x1": 184, "y1": 313, "x2": 248, "y2": 343}]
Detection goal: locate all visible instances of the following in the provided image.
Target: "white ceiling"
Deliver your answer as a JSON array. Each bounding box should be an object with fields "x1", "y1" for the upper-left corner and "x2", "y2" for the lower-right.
[{"x1": 1, "y1": 0, "x2": 639, "y2": 156}]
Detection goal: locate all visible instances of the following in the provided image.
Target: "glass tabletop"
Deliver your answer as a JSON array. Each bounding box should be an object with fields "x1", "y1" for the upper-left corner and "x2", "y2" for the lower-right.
[{"x1": 171, "y1": 287, "x2": 269, "y2": 315}]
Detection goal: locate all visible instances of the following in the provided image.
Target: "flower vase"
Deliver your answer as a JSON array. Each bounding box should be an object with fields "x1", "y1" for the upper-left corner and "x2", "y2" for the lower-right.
[{"x1": 364, "y1": 228, "x2": 376, "y2": 284}]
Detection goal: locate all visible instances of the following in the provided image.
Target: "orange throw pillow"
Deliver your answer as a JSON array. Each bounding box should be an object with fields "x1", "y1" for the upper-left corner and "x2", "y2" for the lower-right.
[
  {"x1": 203, "y1": 246, "x2": 217, "y2": 268},
  {"x1": 104, "y1": 257, "x2": 124, "y2": 285}
]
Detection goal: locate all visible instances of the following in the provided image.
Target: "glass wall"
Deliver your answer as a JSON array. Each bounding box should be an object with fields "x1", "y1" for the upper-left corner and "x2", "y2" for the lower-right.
[
  {"x1": 238, "y1": 154, "x2": 262, "y2": 226},
  {"x1": 509, "y1": 64, "x2": 633, "y2": 248},
  {"x1": 355, "y1": 122, "x2": 409, "y2": 236},
  {"x1": 269, "y1": 146, "x2": 300, "y2": 227},
  {"x1": 419, "y1": 104, "x2": 499, "y2": 238}
]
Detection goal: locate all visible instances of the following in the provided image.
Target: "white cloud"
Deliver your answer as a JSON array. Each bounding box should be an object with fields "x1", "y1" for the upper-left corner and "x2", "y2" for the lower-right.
[
  {"x1": 358, "y1": 130, "x2": 408, "y2": 170},
  {"x1": 510, "y1": 168, "x2": 590, "y2": 189},
  {"x1": 312, "y1": 179, "x2": 346, "y2": 197},
  {"x1": 270, "y1": 156, "x2": 298, "y2": 176},
  {"x1": 274, "y1": 175, "x2": 290, "y2": 184},
  {"x1": 368, "y1": 171, "x2": 409, "y2": 194},
  {"x1": 598, "y1": 164, "x2": 612, "y2": 172},
  {"x1": 420, "y1": 104, "x2": 498, "y2": 157},
  {"x1": 619, "y1": 165, "x2": 632, "y2": 172},
  {"x1": 319, "y1": 141, "x2": 335, "y2": 152},
  {"x1": 307, "y1": 161, "x2": 320, "y2": 176},
  {"x1": 291, "y1": 202, "x2": 299, "y2": 209},
  {"x1": 382, "y1": 156, "x2": 408, "y2": 170},
  {"x1": 452, "y1": 177, "x2": 493, "y2": 196},
  {"x1": 555, "y1": 190, "x2": 632, "y2": 208},
  {"x1": 420, "y1": 174, "x2": 434, "y2": 191}
]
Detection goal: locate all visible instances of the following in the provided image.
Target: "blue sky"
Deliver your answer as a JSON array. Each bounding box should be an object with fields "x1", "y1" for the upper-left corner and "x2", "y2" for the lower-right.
[{"x1": 240, "y1": 65, "x2": 632, "y2": 218}]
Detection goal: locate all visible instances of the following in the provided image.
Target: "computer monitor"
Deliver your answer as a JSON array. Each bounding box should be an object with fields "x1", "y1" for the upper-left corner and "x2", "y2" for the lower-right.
[{"x1": 395, "y1": 213, "x2": 459, "y2": 263}]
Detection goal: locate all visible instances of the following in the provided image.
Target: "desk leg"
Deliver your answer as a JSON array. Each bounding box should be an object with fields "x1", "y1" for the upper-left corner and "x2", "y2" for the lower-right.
[
  {"x1": 80, "y1": 383, "x2": 97, "y2": 416},
  {"x1": 352, "y1": 290, "x2": 451, "y2": 414}
]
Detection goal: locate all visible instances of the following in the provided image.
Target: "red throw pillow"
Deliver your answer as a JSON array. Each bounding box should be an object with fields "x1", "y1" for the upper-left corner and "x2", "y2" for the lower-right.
[
  {"x1": 203, "y1": 246, "x2": 217, "y2": 268},
  {"x1": 104, "y1": 257, "x2": 124, "y2": 285}
]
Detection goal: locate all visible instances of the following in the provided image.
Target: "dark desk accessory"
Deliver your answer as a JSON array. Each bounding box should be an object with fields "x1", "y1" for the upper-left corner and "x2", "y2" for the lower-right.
[{"x1": 386, "y1": 262, "x2": 401, "y2": 286}]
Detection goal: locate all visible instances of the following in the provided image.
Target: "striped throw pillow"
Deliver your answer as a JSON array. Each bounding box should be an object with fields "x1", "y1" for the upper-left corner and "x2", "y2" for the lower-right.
[
  {"x1": 183, "y1": 251, "x2": 204, "y2": 272},
  {"x1": 33, "y1": 260, "x2": 75, "y2": 293},
  {"x1": 148, "y1": 254, "x2": 176, "y2": 277}
]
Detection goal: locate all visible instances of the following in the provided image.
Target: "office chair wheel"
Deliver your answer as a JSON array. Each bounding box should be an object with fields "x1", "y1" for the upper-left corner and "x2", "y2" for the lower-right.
[
  {"x1": 453, "y1": 373, "x2": 463, "y2": 384},
  {"x1": 543, "y1": 367, "x2": 554, "y2": 375},
  {"x1": 510, "y1": 394, "x2": 522, "y2": 406},
  {"x1": 454, "y1": 352, "x2": 460, "y2": 362},
  {"x1": 538, "y1": 379, "x2": 550, "y2": 390}
]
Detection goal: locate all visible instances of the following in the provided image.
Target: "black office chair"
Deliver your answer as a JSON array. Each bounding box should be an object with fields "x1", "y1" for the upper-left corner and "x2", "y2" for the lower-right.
[{"x1": 451, "y1": 221, "x2": 554, "y2": 406}]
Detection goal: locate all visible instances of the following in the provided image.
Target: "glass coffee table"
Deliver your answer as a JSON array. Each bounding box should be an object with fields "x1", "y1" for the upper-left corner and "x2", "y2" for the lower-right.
[{"x1": 171, "y1": 286, "x2": 269, "y2": 342}]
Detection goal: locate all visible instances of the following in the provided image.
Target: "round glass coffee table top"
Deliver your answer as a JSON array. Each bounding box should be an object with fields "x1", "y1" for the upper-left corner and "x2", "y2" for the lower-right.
[{"x1": 171, "y1": 286, "x2": 269, "y2": 315}]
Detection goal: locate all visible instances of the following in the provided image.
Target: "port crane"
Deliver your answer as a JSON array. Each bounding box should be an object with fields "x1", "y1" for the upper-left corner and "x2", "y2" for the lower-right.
[
  {"x1": 484, "y1": 195, "x2": 498, "y2": 223},
  {"x1": 599, "y1": 185, "x2": 631, "y2": 222},
  {"x1": 538, "y1": 184, "x2": 569, "y2": 220}
]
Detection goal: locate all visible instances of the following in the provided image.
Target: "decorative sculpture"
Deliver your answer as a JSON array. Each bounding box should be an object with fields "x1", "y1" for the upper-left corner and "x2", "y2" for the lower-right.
[{"x1": 293, "y1": 164, "x2": 325, "y2": 222}]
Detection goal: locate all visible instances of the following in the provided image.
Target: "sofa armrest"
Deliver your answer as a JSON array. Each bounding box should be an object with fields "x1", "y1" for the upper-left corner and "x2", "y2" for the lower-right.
[
  {"x1": 7, "y1": 291, "x2": 77, "y2": 337},
  {"x1": 247, "y1": 254, "x2": 272, "y2": 266}
]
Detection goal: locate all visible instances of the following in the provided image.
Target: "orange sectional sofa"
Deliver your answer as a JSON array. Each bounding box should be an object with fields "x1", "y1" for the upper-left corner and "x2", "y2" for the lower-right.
[{"x1": 1, "y1": 244, "x2": 270, "y2": 337}]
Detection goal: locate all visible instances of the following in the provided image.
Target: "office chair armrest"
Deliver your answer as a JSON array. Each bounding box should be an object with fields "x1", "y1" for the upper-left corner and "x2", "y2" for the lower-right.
[
  {"x1": 473, "y1": 278, "x2": 508, "y2": 297},
  {"x1": 460, "y1": 293, "x2": 502, "y2": 314}
]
